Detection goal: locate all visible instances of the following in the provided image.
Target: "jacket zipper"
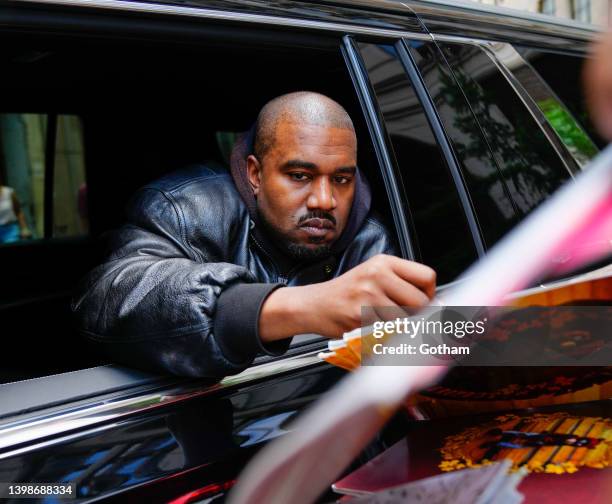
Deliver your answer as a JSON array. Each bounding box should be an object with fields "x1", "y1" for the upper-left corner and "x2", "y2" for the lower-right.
[{"x1": 250, "y1": 233, "x2": 285, "y2": 282}]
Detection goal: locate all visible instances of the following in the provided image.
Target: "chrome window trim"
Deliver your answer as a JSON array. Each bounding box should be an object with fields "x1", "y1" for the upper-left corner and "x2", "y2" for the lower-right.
[
  {"x1": 431, "y1": 33, "x2": 519, "y2": 46},
  {"x1": 408, "y1": 0, "x2": 600, "y2": 39},
  {"x1": 431, "y1": 32, "x2": 593, "y2": 48},
  {"x1": 13, "y1": 0, "x2": 601, "y2": 40},
  {"x1": 0, "y1": 349, "x2": 327, "y2": 458},
  {"x1": 12, "y1": 0, "x2": 433, "y2": 40}
]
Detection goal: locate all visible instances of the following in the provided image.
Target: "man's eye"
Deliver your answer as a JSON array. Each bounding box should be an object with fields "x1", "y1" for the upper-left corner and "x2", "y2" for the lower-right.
[
  {"x1": 289, "y1": 173, "x2": 310, "y2": 181},
  {"x1": 334, "y1": 176, "x2": 352, "y2": 185}
]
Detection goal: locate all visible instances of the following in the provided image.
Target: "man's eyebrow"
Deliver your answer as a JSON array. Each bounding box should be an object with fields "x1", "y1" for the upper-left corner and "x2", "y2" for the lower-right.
[
  {"x1": 282, "y1": 159, "x2": 318, "y2": 170},
  {"x1": 281, "y1": 160, "x2": 357, "y2": 175},
  {"x1": 335, "y1": 166, "x2": 357, "y2": 175}
]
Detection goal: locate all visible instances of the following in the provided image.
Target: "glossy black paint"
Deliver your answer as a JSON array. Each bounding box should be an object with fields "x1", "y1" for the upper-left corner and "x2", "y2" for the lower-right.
[
  {"x1": 408, "y1": 0, "x2": 596, "y2": 50},
  {"x1": 130, "y1": 0, "x2": 596, "y2": 50},
  {"x1": 132, "y1": 0, "x2": 425, "y2": 33},
  {"x1": 0, "y1": 366, "x2": 345, "y2": 502}
]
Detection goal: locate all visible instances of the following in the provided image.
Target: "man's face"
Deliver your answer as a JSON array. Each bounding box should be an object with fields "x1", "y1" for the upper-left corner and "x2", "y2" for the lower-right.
[{"x1": 247, "y1": 121, "x2": 357, "y2": 260}]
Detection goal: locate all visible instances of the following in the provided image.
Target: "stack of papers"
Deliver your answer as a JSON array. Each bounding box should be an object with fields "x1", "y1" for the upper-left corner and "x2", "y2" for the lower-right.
[{"x1": 343, "y1": 460, "x2": 526, "y2": 504}]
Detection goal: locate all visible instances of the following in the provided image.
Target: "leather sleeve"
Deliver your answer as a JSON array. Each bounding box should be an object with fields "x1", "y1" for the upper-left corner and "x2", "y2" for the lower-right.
[
  {"x1": 71, "y1": 187, "x2": 279, "y2": 379},
  {"x1": 334, "y1": 215, "x2": 400, "y2": 275}
]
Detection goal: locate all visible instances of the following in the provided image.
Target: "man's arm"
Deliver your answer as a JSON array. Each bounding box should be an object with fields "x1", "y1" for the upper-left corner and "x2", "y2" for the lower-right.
[
  {"x1": 259, "y1": 254, "x2": 436, "y2": 343},
  {"x1": 72, "y1": 187, "x2": 284, "y2": 379}
]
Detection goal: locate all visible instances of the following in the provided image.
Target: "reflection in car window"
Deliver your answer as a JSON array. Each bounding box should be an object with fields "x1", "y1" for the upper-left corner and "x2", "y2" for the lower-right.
[
  {"x1": 404, "y1": 41, "x2": 520, "y2": 249},
  {"x1": 437, "y1": 43, "x2": 572, "y2": 220},
  {"x1": 0, "y1": 113, "x2": 88, "y2": 245},
  {"x1": 0, "y1": 114, "x2": 46, "y2": 244},
  {"x1": 516, "y1": 48, "x2": 604, "y2": 156},
  {"x1": 357, "y1": 43, "x2": 478, "y2": 283},
  {"x1": 54, "y1": 115, "x2": 88, "y2": 237}
]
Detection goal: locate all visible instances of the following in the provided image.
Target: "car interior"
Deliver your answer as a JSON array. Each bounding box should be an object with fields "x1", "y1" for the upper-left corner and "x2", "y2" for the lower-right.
[{"x1": 0, "y1": 28, "x2": 397, "y2": 387}]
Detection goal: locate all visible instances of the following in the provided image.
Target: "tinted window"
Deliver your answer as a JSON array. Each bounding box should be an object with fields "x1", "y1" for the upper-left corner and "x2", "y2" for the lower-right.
[
  {"x1": 357, "y1": 42, "x2": 478, "y2": 283},
  {"x1": 53, "y1": 115, "x2": 88, "y2": 237},
  {"x1": 0, "y1": 113, "x2": 88, "y2": 245},
  {"x1": 438, "y1": 43, "x2": 572, "y2": 218},
  {"x1": 0, "y1": 114, "x2": 46, "y2": 243},
  {"x1": 517, "y1": 48, "x2": 605, "y2": 152},
  {"x1": 404, "y1": 41, "x2": 520, "y2": 248}
]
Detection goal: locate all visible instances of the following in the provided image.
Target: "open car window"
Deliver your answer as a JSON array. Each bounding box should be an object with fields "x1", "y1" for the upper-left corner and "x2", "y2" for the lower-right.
[{"x1": 0, "y1": 23, "x2": 406, "y2": 388}]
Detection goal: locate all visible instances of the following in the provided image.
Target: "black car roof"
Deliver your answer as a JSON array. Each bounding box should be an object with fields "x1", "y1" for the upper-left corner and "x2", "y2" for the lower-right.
[{"x1": 15, "y1": 0, "x2": 599, "y2": 46}]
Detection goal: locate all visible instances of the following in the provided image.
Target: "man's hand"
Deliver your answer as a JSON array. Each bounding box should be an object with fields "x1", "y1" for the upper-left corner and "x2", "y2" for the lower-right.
[{"x1": 259, "y1": 254, "x2": 436, "y2": 342}]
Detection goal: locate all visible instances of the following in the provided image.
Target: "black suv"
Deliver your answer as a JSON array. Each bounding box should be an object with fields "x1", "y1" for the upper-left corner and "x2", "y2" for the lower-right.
[{"x1": 0, "y1": 1, "x2": 607, "y2": 502}]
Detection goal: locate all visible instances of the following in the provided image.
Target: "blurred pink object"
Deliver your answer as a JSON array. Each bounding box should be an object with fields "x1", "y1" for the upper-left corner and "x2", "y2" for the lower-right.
[{"x1": 547, "y1": 195, "x2": 612, "y2": 275}]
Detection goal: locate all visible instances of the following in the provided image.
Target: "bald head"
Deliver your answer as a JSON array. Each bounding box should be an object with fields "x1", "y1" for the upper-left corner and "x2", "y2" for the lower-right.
[{"x1": 253, "y1": 91, "x2": 355, "y2": 161}]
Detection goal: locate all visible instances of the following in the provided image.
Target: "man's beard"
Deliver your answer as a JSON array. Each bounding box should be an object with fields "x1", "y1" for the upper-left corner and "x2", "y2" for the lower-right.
[
  {"x1": 284, "y1": 241, "x2": 332, "y2": 261},
  {"x1": 257, "y1": 212, "x2": 333, "y2": 262}
]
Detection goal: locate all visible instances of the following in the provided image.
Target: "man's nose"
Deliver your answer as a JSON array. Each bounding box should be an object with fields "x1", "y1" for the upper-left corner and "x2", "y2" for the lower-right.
[{"x1": 307, "y1": 177, "x2": 336, "y2": 211}]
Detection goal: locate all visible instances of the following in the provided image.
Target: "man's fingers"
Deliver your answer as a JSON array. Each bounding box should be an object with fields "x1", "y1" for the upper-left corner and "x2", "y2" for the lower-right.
[
  {"x1": 365, "y1": 296, "x2": 404, "y2": 327},
  {"x1": 381, "y1": 273, "x2": 431, "y2": 308},
  {"x1": 384, "y1": 256, "x2": 437, "y2": 299}
]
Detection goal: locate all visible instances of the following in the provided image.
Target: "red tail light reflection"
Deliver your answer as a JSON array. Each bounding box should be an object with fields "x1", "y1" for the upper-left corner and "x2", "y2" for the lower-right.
[{"x1": 167, "y1": 480, "x2": 236, "y2": 504}]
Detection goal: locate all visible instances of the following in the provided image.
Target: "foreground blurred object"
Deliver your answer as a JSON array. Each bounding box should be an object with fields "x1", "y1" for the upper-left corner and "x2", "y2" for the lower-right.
[{"x1": 228, "y1": 145, "x2": 612, "y2": 504}]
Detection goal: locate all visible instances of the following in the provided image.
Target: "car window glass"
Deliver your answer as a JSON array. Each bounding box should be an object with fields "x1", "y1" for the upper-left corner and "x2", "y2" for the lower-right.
[
  {"x1": 403, "y1": 40, "x2": 520, "y2": 249},
  {"x1": 0, "y1": 113, "x2": 46, "y2": 244},
  {"x1": 0, "y1": 113, "x2": 88, "y2": 245},
  {"x1": 437, "y1": 43, "x2": 572, "y2": 218},
  {"x1": 357, "y1": 42, "x2": 478, "y2": 283},
  {"x1": 516, "y1": 47, "x2": 605, "y2": 154},
  {"x1": 53, "y1": 115, "x2": 88, "y2": 237}
]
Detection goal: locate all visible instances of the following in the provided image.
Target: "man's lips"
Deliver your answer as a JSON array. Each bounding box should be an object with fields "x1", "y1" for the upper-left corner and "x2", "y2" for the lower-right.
[
  {"x1": 299, "y1": 218, "x2": 335, "y2": 237},
  {"x1": 300, "y1": 218, "x2": 335, "y2": 229}
]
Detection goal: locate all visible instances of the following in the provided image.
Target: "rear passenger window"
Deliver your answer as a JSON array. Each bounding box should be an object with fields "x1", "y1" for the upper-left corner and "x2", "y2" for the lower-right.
[
  {"x1": 516, "y1": 47, "x2": 603, "y2": 160},
  {"x1": 438, "y1": 43, "x2": 572, "y2": 217},
  {"x1": 403, "y1": 41, "x2": 520, "y2": 249},
  {"x1": 357, "y1": 42, "x2": 479, "y2": 284},
  {"x1": 0, "y1": 113, "x2": 88, "y2": 245}
]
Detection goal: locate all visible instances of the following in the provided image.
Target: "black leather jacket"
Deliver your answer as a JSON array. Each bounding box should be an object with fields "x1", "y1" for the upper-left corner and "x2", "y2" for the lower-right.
[{"x1": 72, "y1": 162, "x2": 396, "y2": 379}]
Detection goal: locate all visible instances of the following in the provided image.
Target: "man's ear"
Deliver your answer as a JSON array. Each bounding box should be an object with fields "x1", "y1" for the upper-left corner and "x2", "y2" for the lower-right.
[{"x1": 246, "y1": 154, "x2": 262, "y2": 197}]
